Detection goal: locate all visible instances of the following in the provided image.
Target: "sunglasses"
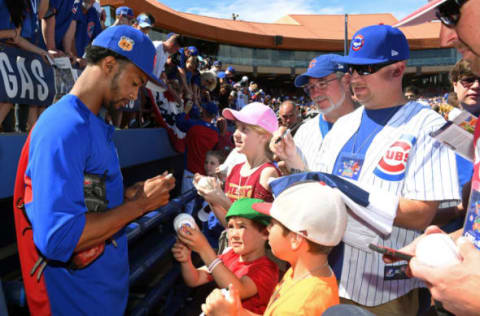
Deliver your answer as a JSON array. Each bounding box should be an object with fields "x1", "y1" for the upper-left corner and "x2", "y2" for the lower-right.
[
  {"x1": 459, "y1": 76, "x2": 480, "y2": 87},
  {"x1": 347, "y1": 61, "x2": 396, "y2": 76},
  {"x1": 435, "y1": 0, "x2": 469, "y2": 28}
]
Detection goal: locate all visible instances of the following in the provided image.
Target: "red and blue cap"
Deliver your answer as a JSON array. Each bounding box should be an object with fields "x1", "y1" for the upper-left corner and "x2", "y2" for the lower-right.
[
  {"x1": 115, "y1": 6, "x2": 134, "y2": 18},
  {"x1": 294, "y1": 54, "x2": 346, "y2": 87},
  {"x1": 336, "y1": 25, "x2": 409, "y2": 65},
  {"x1": 92, "y1": 25, "x2": 162, "y2": 85}
]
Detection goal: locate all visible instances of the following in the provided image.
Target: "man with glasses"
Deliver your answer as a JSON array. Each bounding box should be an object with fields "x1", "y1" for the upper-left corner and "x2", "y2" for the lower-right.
[
  {"x1": 271, "y1": 54, "x2": 355, "y2": 173},
  {"x1": 394, "y1": 2, "x2": 480, "y2": 315},
  {"x1": 298, "y1": 25, "x2": 457, "y2": 316}
]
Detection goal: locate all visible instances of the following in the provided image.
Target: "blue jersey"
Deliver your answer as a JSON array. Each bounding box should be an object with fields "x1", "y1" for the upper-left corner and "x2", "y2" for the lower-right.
[
  {"x1": 25, "y1": 94, "x2": 129, "y2": 315},
  {"x1": 73, "y1": 1, "x2": 101, "y2": 57}
]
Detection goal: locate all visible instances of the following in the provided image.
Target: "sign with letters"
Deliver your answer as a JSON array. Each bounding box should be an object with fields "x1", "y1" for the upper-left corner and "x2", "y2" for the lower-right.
[{"x1": 0, "y1": 43, "x2": 55, "y2": 106}]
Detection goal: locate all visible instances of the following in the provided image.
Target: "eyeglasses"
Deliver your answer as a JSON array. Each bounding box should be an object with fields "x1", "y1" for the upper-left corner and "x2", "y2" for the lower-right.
[
  {"x1": 347, "y1": 61, "x2": 396, "y2": 76},
  {"x1": 303, "y1": 77, "x2": 338, "y2": 94},
  {"x1": 435, "y1": 0, "x2": 469, "y2": 28},
  {"x1": 459, "y1": 76, "x2": 480, "y2": 87}
]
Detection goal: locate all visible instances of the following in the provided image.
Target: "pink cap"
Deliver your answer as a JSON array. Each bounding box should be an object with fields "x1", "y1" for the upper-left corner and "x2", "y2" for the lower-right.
[
  {"x1": 394, "y1": 0, "x2": 446, "y2": 28},
  {"x1": 222, "y1": 102, "x2": 278, "y2": 134}
]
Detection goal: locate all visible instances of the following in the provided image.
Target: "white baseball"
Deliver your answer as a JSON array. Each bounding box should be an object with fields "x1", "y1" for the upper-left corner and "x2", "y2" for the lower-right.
[
  {"x1": 415, "y1": 233, "x2": 461, "y2": 268},
  {"x1": 197, "y1": 176, "x2": 214, "y2": 191}
]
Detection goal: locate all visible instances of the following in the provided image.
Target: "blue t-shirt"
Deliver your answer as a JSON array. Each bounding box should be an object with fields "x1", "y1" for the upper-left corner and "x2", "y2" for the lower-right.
[
  {"x1": 50, "y1": 0, "x2": 75, "y2": 50},
  {"x1": 73, "y1": 1, "x2": 101, "y2": 57},
  {"x1": 25, "y1": 94, "x2": 128, "y2": 315},
  {"x1": 0, "y1": 0, "x2": 40, "y2": 40}
]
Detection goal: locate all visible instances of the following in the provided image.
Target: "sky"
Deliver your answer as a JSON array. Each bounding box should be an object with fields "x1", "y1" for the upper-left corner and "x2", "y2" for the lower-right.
[{"x1": 158, "y1": 0, "x2": 428, "y2": 23}]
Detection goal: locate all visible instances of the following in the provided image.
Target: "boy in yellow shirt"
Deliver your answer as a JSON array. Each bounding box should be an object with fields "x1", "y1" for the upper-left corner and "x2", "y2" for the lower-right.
[{"x1": 200, "y1": 181, "x2": 348, "y2": 316}]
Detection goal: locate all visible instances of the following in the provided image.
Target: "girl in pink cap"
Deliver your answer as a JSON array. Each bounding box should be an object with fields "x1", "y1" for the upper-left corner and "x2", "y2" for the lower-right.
[{"x1": 194, "y1": 102, "x2": 281, "y2": 228}]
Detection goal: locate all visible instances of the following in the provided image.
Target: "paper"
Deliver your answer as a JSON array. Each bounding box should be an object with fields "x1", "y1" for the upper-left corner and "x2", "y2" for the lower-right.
[{"x1": 430, "y1": 109, "x2": 476, "y2": 162}]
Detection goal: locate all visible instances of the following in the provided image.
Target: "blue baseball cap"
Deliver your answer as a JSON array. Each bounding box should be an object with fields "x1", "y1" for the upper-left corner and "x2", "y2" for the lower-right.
[
  {"x1": 201, "y1": 101, "x2": 218, "y2": 115},
  {"x1": 136, "y1": 14, "x2": 153, "y2": 28},
  {"x1": 217, "y1": 71, "x2": 226, "y2": 79},
  {"x1": 213, "y1": 60, "x2": 222, "y2": 67},
  {"x1": 336, "y1": 25, "x2": 410, "y2": 65},
  {"x1": 227, "y1": 66, "x2": 235, "y2": 73},
  {"x1": 92, "y1": 25, "x2": 161, "y2": 85},
  {"x1": 188, "y1": 46, "x2": 198, "y2": 56},
  {"x1": 115, "y1": 6, "x2": 134, "y2": 18},
  {"x1": 294, "y1": 54, "x2": 345, "y2": 87}
]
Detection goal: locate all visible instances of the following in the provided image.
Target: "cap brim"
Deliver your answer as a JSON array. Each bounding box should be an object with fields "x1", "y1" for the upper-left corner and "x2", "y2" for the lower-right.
[
  {"x1": 335, "y1": 55, "x2": 391, "y2": 65},
  {"x1": 138, "y1": 22, "x2": 152, "y2": 28},
  {"x1": 251, "y1": 202, "x2": 273, "y2": 216},
  {"x1": 294, "y1": 69, "x2": 333, "y2": 87},
  {"x1": 222, "y1": 108, "x2": 257, "y2": 125},
  {"x1": 394, "y1": 0, "x2": 447, "y2": 27}
]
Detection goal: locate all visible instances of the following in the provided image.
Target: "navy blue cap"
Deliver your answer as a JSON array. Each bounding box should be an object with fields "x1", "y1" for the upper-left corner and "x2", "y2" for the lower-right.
[
  {"x1": 294, "y1": 54, "x2": 345, "y2": 87},
  {"x1": 201, "y1": 101, "x2": 218, "y2": 115},
  {"x1": 217, "y1": 71, "x2": 226, "y2": 79},
  {"x1": 226, "y1": 66, "x2": 235, "y2": 73},
  {"x1": 336, "y1": 25, "x2": 409, "y2": 65},
  {"x1": 115, "y1": 6, "x2": 134, "y2": 18},
  {"x1": 92, "y1": 25, "x2": 161, "y2": 85},
  {"x1": 136, "y1": 14, "x2": 153, "y2": 28},
  {"x1": 213, "y1": 60, "x2": 222, "y2": 67},
  {"x1": 188, "y1": 46, "x2": 198, "y2": 56}
]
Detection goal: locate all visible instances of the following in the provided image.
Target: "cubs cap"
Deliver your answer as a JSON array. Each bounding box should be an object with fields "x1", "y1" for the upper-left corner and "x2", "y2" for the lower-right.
[
  {"x1": 136, "y1": 13, "x2": 153, "y2": 28},
  {"x1": 226, "y1": 198, "x2": 271, "y2": 227},
  {"x1": 222, "y1": 102, "x2": 279, "y2": 134},
  {"x1": 188, "y1": 46, "x2": 199, "y2": 56},
  {"x1": 92, "y1": 25, "x2": 162, "y2": 85},
  {"x1": 115, "y1": 6, "x2": 134, "y2": 18},
  {"x1": 226, "y1": 66, "x2": 235, "y2": 73},
  {"x1": 394, "y1": 0, "x2": 447, "y2": 27},
  {"x1": 252, "y1": 182, "x2": 347, "y2": 246},
  {"x1": 294, "y1": 54, "x2": 345, "y2": 87},
  {"x1": 336, "y1": 25, "x2": 410, "y2": 65}
]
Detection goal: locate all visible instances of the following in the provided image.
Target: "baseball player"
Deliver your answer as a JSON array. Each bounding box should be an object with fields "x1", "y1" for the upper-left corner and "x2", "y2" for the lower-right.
[{"x1": 13, "y1": 26, "x2": 175, "y2": 315}]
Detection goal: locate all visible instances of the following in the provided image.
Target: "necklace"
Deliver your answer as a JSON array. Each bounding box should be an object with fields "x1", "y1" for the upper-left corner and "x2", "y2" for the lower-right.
[
  {"x1": 236, "y1": 159, "x2": 267, "y2": 200},
  {"x1": 352, "y1": 106, "x2": 401, "y2": 154},
  {"x1": 268, "y1": 260, "x2": 330, "y2": 307}
]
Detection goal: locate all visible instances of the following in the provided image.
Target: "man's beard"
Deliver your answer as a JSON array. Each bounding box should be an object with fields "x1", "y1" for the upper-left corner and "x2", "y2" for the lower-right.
[{"x1": 103, "y1": 69, "x2": 129, "y2": 118}]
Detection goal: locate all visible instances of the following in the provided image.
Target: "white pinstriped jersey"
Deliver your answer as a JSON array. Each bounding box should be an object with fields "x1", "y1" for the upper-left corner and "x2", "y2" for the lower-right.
[
  {"x1": 312, "y1": 101, "x2": 459, "y2": 306},
  {"x1": 293, "y1": 115, "x2": 324, "y2": 169}
]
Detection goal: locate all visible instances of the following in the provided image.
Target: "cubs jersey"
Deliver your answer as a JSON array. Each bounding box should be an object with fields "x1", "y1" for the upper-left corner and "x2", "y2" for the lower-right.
[
  {"x1": 314, "y1": 101, "x2": 459, "y2": 306},
  {"x1": 294, "y1": 114, "x2": 332, "y2": 169}
]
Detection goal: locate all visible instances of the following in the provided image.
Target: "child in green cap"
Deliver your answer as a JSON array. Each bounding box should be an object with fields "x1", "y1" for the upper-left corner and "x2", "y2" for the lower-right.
[{"x1": 172, "y1": 198, "x2": 279, "y2": 314}]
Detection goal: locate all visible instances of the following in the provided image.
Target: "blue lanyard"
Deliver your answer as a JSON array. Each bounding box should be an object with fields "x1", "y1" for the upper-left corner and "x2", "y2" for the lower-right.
[{"x1": 318, "y1": 115, "x2": 331, "y2": 138}]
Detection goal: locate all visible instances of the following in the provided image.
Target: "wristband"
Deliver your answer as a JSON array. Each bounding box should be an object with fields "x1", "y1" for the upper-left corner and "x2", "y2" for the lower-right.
[{"x1": 207, "y1": 257, "x2": 222, "y2": 274}]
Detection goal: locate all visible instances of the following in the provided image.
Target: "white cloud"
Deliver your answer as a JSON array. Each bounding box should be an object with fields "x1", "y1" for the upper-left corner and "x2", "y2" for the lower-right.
[{"x1": 184, "y1": 0, "x2": 345, "y2": 23}]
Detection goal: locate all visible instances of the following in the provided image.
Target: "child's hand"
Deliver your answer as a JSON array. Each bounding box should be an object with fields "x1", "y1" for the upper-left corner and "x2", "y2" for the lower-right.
[
  {"x1": 201, "y1": 284, "x2": 242, "y2": 316},
  {"x1": 177, "y1": 225, "x2": 211, "y2": 254},
  {"x1": 194, "y1": 177, "x2": 226, "y2": 205},
  {"x1": 171, "y1": 241, "x2": 191, "y2": 263}
]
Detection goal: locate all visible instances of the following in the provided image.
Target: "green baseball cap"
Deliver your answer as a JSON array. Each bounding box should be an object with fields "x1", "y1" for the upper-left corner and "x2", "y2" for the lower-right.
[{"x1": 225, "y1": 198, "x2": 271, "y2": 227}]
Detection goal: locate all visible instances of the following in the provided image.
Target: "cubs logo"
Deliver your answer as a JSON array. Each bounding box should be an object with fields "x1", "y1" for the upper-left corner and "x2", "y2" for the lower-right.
[
  {"x1": 373, "y1": 135, "x2": 416, "y2": 181},
  {"x1": 118, "y1": 36, "x2": 134, "y2": 51},
  {"x1": 352, "y1": 34, "x2": 364, "y2": 51},
  {"x1": 87, "y1": 22, "x2": 95, "y2": 38},
  {"x1": 308, "y1": 59, "x2": 316, "y2": 69}
]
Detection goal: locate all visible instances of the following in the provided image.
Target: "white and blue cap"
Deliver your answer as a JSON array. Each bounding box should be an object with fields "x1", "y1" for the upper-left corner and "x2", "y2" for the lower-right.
[
  {"x1": 92, "y1": 25, "x2": 161, "y2": 85},
  {"x1": 336, "y1": 25, "x2": 410, "y2": 65},
  {"x1": 115, "y1": 6, "x2": 134, "y2": 18},
  {"x1": 136, "y1": 14, "x2": 153, "y2": 28},
  {"x1": 294, "y1": 54, "x2": 345, "y2": 87}
]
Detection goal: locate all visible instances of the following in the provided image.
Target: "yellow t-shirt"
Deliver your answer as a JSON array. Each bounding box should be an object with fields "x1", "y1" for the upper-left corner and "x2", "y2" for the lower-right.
[{"x1": 263, "y1": 267, "x2": 339, "y2": 316}]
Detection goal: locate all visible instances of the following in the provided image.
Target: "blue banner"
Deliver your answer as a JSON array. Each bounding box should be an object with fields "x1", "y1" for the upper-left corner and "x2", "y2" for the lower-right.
[{"x1": 0, "y1": 43, "x2": 55, "y2": 106}]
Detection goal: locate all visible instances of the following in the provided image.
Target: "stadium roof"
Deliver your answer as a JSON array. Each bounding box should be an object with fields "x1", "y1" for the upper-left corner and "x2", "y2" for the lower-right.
[{"x1": 101, "y1": 0, "x2": 444, "y2": 51}]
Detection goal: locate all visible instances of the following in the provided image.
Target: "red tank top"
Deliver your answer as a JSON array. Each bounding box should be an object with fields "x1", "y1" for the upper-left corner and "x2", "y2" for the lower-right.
[{"x1": 224, "y1": 162, "x2": 279, "y2": 203}]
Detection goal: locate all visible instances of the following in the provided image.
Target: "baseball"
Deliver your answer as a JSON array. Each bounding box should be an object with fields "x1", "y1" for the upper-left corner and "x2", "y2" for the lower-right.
[
  {"x1": 415, "y1": 233, "x2": 461, "y2": 268},
  {"x1": 196, "y1": 176, "x2": 214, "y2": 191}
]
